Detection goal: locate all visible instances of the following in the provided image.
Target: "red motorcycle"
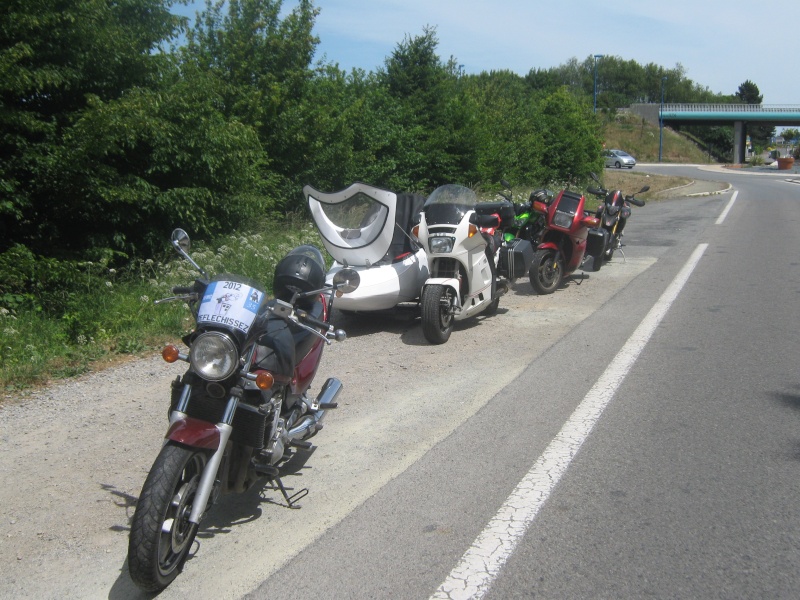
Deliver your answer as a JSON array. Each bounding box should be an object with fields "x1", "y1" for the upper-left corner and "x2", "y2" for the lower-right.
[
  {"x1": 127, "y1": 229, "x2": 359, "y2": 592},
  {"x1": 528, "y1": 185, "x2": 603, "y2": 294}
]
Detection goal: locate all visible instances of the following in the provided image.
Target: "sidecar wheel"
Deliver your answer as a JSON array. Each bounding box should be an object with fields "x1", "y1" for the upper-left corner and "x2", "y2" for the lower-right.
[
  {"x1": 421, "y1": 284, "x2": 454, "y2": 344},
  {"x1": 530, "y1": 249, "x2": 563, "y2": 295},
  {"x1": 128, "y1": 443, "x2": 208, "y2": 592}
]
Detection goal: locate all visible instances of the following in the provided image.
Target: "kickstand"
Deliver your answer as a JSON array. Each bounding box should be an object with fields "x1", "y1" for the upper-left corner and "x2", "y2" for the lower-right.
[
  {"x1": 618, "y1": 246, "x2": 627, "y2": 263},
  {"x1": 264, "y1": 476, "x2": 308, "y2": 508},
  {"x1": 571, "y1": 272, "x2": 586, "y2": 286}
]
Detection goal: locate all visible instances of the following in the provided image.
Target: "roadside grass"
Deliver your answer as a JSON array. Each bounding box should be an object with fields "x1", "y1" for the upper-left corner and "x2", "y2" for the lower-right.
[
  {"x1": 601, "y1": 112, "x2": 713, "y2": 164},
  {"x1": 499, "y1": 169, "x2": 693, "y2": 213},
  {"x1": 1, "y1": 217, "x2": 321, "y2": 397}
]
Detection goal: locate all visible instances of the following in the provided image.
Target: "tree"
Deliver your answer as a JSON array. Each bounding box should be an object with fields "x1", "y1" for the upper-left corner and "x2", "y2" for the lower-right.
[
  {"x1": 781, "y1": 128, "x2": 800, "y2": 143},
  {"x1": 464, "y1": 70, "x2": 546, "y2": 185},
  {"x1": 0, "y1": 0, "x2": 184, "y2": 255},
  {"x1": 736, "y1": 80, "x2": 763, "y2": 104},
  {"x1": 377, "y1": 26, "x2": 477, "y2": 190},
  {"x1": 536, "y1": 87, "x2": 604, "y2": 183},
  {"x1": 735, "y1": 79, "x2": 773, "y2": 147},
  {"x1": 182, "y1": 0, "x2": 320, "y2": 203}
]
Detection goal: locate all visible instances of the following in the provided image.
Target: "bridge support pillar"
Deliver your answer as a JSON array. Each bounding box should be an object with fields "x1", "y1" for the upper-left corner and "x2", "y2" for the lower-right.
[{"x1": 733, "y1": 121, "x2": 746, "y2": 164}]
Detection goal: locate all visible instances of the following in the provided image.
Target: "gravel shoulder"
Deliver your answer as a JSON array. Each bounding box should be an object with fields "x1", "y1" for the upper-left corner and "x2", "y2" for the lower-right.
[
  {"x1": 1, "y1": 171, "x2": 715, "y2": 599},
  {"x1": 0, "y1": 250, "x2": 659, "y2": 599}
]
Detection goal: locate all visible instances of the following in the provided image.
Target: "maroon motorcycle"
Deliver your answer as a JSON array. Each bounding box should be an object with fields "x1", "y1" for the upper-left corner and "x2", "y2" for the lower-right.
[
  {"x1": 127, "y1": 229, "x2": 359, "y2": 593},
  {"x1": 528, "y1": 185, "x2": 602, "y2": 294}
]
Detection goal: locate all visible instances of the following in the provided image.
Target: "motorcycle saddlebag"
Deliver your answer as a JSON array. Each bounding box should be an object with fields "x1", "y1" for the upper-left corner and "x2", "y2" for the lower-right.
[
  {"x1": 499, "y1": 238, "x2": 534, "y2": 279},
  {"x1": 586, "y1": 227, "x2": 609, "y2": 258}
]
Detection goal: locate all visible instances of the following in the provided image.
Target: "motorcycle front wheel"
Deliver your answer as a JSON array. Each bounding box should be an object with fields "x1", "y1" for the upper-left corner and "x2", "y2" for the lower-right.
[
  {"x1": 605, "y1": 234, "x2": 619, "y2": 261},
  {"x1": 421, "y1": 284, "x2": 455, "y2": 344},
  {"x1": 128, "y1": 442, "x2": 209, "y2": 592},
  {"x1": 530, "y1": 249, "x2": 564, "y2": 294}
]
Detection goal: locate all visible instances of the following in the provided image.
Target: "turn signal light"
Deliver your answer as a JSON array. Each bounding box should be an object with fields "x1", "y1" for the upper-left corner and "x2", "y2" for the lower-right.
[
  {"x1": 468, "y1": 224, "x2": 478, "y2": 238},
  {"x1": 162, "y1": 345, "x2": 180, "y2": 363},
  {"x1": 412, "y1": 225, "x2": 419, "y2": 238},
  {"x1": 255, "y1": 370, "x2": 275, "y2": 390}
]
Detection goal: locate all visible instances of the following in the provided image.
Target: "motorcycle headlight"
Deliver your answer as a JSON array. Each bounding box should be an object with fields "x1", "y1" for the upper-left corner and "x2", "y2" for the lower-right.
[
  {"x1": 553, "y1": 211, "x2": 573, "y2": 229},
  {"x1": 429, "y1": 236, "x2": 454, "y2": 254},
  {"x1": 190, "y1": 331, "x2": 239, "y2": 381}
]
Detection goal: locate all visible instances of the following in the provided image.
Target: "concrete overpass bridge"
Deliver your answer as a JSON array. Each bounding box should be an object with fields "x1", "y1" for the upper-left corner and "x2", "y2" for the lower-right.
[{"x1": 629, "y1": 104, "x2": 800, "y2": 163}]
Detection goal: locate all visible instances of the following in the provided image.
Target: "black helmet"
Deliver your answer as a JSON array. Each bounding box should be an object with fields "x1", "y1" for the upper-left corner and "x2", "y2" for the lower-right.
[{"x1": 273, "y1": 245, "x2": 325, "y2": 307}]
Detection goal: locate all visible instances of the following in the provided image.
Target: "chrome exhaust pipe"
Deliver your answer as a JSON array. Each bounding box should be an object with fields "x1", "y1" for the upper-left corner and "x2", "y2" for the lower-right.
[{"x1": 286, "y1": 378, "x2": 343, "y2": 441}]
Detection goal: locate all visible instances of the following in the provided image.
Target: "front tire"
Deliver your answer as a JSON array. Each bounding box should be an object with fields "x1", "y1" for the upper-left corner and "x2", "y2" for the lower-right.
[
  {"x1": 421, "y1": 284, "x2": 455, "y2": 344},
  {"x1": 128, "y1": 443, "x2": 209, "y2": 592},
  {"x1": 605, "y1": 234, "x2": 620, "y2": 262},
  {"x1": 530, "y1": 249, "x2": 564, "y2": 294}
]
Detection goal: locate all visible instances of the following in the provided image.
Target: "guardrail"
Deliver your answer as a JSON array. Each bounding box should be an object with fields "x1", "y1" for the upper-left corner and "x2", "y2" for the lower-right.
[{"x1": 662, "y1": 104, "x2": 800, "y2": 113}]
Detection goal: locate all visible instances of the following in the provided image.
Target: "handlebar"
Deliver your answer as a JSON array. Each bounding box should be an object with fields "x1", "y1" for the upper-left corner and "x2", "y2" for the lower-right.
[
  {"x1": 627, "y1": 196, "x2": 646, "y2": 207},
  {"x1": 172, "y1": 286, "x2": 195, "y2": 295},
  {"x1": 296, "y1": 308, "x2": 332, "y2": 333},
  {"x1": 586, "y1": 186, "x2": 606, "y2": 196}
]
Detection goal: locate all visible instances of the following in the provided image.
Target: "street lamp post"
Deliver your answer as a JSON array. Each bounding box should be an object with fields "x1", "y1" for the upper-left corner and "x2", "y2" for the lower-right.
[
  {"x1": 593, "y1": 54, "x2": 604, "y2": 113},
  {"x1": 659, "y1": 76, "x2": 667, "y2": 162}
]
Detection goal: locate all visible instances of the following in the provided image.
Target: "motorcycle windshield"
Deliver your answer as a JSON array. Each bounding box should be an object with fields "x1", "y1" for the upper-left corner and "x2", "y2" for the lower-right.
[
  {"x1": 423, "y1": 184, "x2": 477, "y2": 225},
  {"x1": 304, "y1": 182, "x2": 396, "y2": 267},
  {"x1": 197, "y1": 277, "x2": 266, "y2": 335}
]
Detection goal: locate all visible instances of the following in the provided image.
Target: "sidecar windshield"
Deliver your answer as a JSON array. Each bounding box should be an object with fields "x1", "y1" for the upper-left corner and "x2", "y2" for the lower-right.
[
  {"x1": 423, "y1": 184, "x2": 477, "y2": 225},
  {"x1": 305, "y1": 183, "x2": 397, "y2": 266}
]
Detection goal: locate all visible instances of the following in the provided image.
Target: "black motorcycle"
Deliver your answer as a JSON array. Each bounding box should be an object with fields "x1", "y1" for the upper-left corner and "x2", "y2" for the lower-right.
[{"x1": 586, "y1": 172, "x2": 649, "y2": 268}]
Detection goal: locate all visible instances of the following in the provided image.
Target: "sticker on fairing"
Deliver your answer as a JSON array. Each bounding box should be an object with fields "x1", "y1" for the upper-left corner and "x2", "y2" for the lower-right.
[{"x1": 197, "y1": 280, "x2": 265, "y2": 333}]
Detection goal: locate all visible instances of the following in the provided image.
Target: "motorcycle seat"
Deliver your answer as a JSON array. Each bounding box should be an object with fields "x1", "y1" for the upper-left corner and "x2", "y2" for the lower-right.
[{"x1": 470, "y1": 212, "x2": 500, "y2": 229}]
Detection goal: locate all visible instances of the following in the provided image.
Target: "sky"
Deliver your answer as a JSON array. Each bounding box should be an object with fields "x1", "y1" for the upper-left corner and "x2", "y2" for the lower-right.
[{"x1": 175, "y1": 0, "x2": 800, "y2": 105}]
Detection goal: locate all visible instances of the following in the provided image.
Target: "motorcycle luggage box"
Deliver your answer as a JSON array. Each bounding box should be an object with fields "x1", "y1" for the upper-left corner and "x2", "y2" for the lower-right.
[
  {"x1": 586, "y1": 227, "x2": 609, "y2": 258},
  {"x1": 476, "y1": 200, "x2": 515, "y2": 228},
  {"x1": 499, "y1": 238, "x2": 534, "y2": 280}
]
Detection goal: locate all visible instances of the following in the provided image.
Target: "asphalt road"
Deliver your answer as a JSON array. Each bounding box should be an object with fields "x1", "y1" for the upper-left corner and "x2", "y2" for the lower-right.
[
  {"x1": 7, "y1": 165, "x2": 793, "y2": 600},
  {"x1": 243, "y1": 166, "x2": 800, "y2": 599}
]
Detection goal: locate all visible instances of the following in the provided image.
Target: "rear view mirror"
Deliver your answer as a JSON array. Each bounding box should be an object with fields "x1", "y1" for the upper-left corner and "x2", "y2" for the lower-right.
[{"x1": 333, "y1": 268, "x2": 360, "y2": 294}]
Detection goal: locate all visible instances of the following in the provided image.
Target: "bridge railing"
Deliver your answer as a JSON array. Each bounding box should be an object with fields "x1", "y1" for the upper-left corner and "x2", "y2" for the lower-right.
[{"x1": 662, "y1": 104, "x2": 800, "y2": 113}]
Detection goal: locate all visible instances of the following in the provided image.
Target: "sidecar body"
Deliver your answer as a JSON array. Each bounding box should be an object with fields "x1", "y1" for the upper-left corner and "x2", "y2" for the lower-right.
[{"x1": 304, "y1": 183, "x2": 428, "y2": 312}]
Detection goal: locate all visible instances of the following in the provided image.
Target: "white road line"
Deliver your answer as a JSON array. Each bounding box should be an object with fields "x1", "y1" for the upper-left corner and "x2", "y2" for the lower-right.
[
  {"x1": 431, "y1": 243, "x2": 710, "y2": 600},
  {"x1": 716, "y1": 190, "x2": 738, "y2": 224}
]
